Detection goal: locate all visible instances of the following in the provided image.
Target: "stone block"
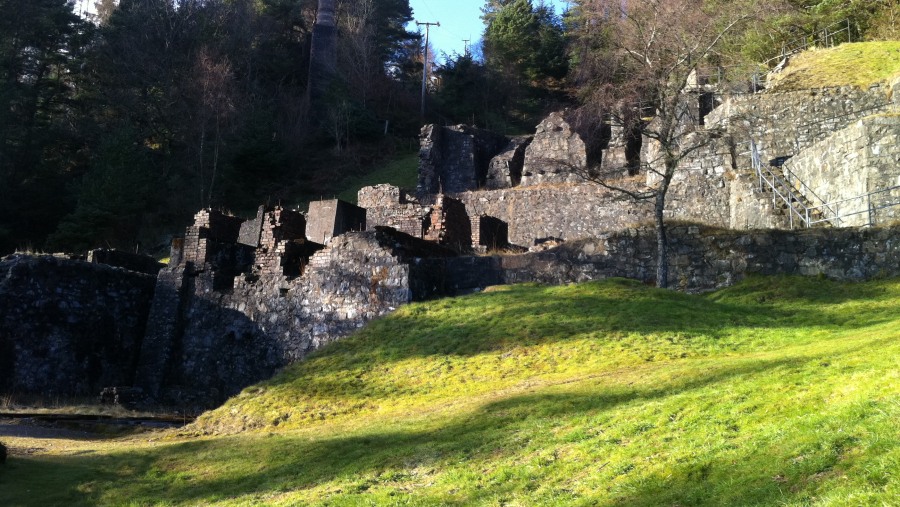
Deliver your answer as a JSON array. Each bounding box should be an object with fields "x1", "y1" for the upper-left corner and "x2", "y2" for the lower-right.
[{"x1": 306, "y1": 199, "x2": 367, "y2": 244}]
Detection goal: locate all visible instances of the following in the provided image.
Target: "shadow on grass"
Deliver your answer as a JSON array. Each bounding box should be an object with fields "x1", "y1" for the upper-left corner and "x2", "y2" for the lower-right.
[{"x1": 0, "y1": 348, "x2": 873, "y2": 506}]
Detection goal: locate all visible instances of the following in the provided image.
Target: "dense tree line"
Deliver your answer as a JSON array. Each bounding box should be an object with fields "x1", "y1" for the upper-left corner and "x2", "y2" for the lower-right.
[
  {"x1": 0, "y1": 0, "x2": 894, "y2": 255},
  {"x1": 0, "y1": 0, "x2": 421, "y2": 255}
]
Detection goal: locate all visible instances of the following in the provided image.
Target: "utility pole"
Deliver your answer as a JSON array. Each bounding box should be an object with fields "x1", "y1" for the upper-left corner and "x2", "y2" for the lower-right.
[
  {"x1": 463, "y1": 38, "x2": 471, "y2": 57},
  {"x1": 416, "y1": 20, "x2": 440, "y2": 120}
]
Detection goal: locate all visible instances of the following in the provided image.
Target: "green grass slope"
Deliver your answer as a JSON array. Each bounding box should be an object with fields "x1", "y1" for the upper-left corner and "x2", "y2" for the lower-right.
[
  {"x1": 1, "y1": 277, "x2": 899, "y2": 506},
  {"x1": 768, "y1": 41, "x2": 900, "y2": 91}
]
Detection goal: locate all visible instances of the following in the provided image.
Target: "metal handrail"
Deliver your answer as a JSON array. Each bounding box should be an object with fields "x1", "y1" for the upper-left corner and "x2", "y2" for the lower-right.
[
  {"x1": 807, "y1": 186, "x2": 900, "y2": 227},
  {"x1": 751, "y1": 141, "x2": 815, "y2": 229}
]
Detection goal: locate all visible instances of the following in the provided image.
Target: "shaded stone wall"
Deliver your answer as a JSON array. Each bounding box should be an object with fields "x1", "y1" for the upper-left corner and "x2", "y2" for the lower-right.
[
  {"x1": 486, "y1": 136, "x2": 532, "y2": 189},
  {"x1": 418, "y1": 124, "x2": 509, "y2": 195},
  {"x1": 0, "y1": 255, "x2": 156, "y2": 396},
  {"x1": 444, "y1": 224, "x2": 900, "y2": 293}
]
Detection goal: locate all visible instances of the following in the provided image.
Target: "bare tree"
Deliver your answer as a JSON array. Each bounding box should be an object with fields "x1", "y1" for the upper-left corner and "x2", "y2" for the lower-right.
[{"x1": 571, "y1": 0, "x2": 761, "y2": 288}]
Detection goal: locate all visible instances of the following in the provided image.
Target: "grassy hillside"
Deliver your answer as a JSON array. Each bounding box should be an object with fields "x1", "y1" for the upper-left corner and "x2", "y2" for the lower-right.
[
  {"x1": 767, "y1": 41, "x2": 900, "y2": 91},
  {"x1": 1, "y1": 276, "x2": 899, "y2": 505},
  {"x1": 335, "y1": 150, "x2": 419, "y2": 204}
]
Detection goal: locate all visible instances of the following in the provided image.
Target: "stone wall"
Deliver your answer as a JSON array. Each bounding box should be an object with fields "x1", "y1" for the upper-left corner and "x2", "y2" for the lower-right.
[
  {"x1": 418, "y1": 124, "x2": 508, "y2": 195},
  {"x1": 707, "y1": 85, "x2": 896, "y2": 165},
  {"x1": 782, "y1": 115, "x2": 900, "y2": 226},
  {"x1": 521, "y1": 112, "x2": 588, "y2": 186},
  {"x1": 359, "y1": 184, "x2": 429, "y2": 238},
  {"x1": 0, "y1": 255, "x2": 156, "y2": 396},
  {"x1": 486, "y1": 136, "x2": 532, "y2": 189},
  {"x1": 87, "y1": 249, "x2": 165, "y2": 275},
  {"x1": 444, "y1": 224, "x2": 900, "y2": 293},
  {"x1": 138, "y1": 227, "x2": 457, "y2": 408},
  {"x1": 306, "y1": 199, "x2": 366, "y2": 244},
  {"x1": 451, "y1": 184, "x2": 654, "y2": 247}
]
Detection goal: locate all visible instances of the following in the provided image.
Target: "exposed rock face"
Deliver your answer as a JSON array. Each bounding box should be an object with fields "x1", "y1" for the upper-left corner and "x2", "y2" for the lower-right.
[
  {"x1": 0, "y1": 255, "x2": 156, "y2": 396},
  {"x1": 521, "y1": 112, "x2": 588, "y2": 186}
]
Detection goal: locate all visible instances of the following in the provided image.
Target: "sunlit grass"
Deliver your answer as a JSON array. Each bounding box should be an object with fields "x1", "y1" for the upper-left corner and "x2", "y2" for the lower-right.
[
  {"x1": 768, "y1": 41, "x2": 900, "y2": 91},
  {"x1": 1, "y1": 276, "x2": 898, "y2": 506}
]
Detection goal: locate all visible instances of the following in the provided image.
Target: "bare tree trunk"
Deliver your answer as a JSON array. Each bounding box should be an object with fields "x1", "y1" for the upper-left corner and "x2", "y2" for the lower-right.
[{"x1": 655, "y1": 188, "x2": 668, "y2": 289}]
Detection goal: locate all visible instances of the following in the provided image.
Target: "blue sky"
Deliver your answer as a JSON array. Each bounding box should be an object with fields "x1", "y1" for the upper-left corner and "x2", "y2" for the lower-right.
[{"x1": 407, "y1": 0, "x2": 570, "y2": 61}]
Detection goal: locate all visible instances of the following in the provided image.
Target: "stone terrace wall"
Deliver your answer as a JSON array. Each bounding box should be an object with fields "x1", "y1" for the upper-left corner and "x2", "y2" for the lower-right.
[
  {"x1": 444, "y1": 224, "x2": 900, "y2": 293},
  {"x1": 0, "y1": 255, "x2": 156, "y2": 396},
  {"x1": 783, "y1": 115, "x2": 900, "y2": 226},
  {"x1": 707, "y1": 85, "x2": 895, "y2": 164}
]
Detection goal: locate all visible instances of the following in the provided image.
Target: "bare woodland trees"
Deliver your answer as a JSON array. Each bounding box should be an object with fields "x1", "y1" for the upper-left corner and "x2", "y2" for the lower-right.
[{"x1": 571, "y1": 0, "x2": 760, "y2": 288}]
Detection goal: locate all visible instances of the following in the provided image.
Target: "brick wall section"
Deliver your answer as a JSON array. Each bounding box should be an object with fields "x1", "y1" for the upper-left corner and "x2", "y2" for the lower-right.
[
  {"x1": 359, "y1": 184, "x2": 429, "y2": 238},
  {"x1": 183, "y1": 209, "x2": 244, "y2": 265},
  {"x1": 255, "y1": 207, "x2": 310, "y2": 277},
  {"x1": 471, "y1": 215, "x2": 510, "y2": 253},
  {"x1": 424, "y1": 194, "x2": 472, "y2": 252}
]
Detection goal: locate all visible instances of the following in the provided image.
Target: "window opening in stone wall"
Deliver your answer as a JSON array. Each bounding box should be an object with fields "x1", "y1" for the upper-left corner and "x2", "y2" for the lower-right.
[{"x1": 625, "y1": 125, "x2": 643, "y2": 176}]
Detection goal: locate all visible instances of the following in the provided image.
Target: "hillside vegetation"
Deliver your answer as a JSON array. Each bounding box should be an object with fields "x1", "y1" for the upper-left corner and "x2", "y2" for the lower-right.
[
  {"x1": 1, "y1": 276, "x2": 899, "y2": 505},
  {"x1": 767, "y1": 41, "x2": 900, "y2": 91}
]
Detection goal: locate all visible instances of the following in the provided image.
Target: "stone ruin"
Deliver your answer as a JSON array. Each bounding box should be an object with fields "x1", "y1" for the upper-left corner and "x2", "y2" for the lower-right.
[{"x1": 1, "y1": 82, "x2": 899, "y2": 410}]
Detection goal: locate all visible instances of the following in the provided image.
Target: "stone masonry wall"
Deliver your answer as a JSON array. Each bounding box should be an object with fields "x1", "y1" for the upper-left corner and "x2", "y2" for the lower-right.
[
  {"x1": 145, "y1": 228, "x2": 456, "y2": 408},
  {"x1": 707, "y1": 85, "x2": 895, "y2": 165},
  {"x1": 359, "y1": 184, "x2": 429, "y2": 238},
  {"x1": 782, "y1": 115, "x2": 900, "y2": 226},
  {"x1": 451, "y1": 184, "x2": 654, "y2": 247},
  {"x1": 521, "y1": 112, "x2": 588, "y2": 186},
  {"x1": 445, "y1": 224, "x2": 900, "y2": 294},
  {"x1": 0, "y1": 255, "x2": 156, "y2": 396}
]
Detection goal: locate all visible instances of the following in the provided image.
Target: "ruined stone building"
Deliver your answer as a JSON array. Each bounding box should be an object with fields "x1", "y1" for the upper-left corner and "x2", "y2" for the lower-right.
[{"x1": 1, "y1": 80, "x2": 899, "y2": 409}]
